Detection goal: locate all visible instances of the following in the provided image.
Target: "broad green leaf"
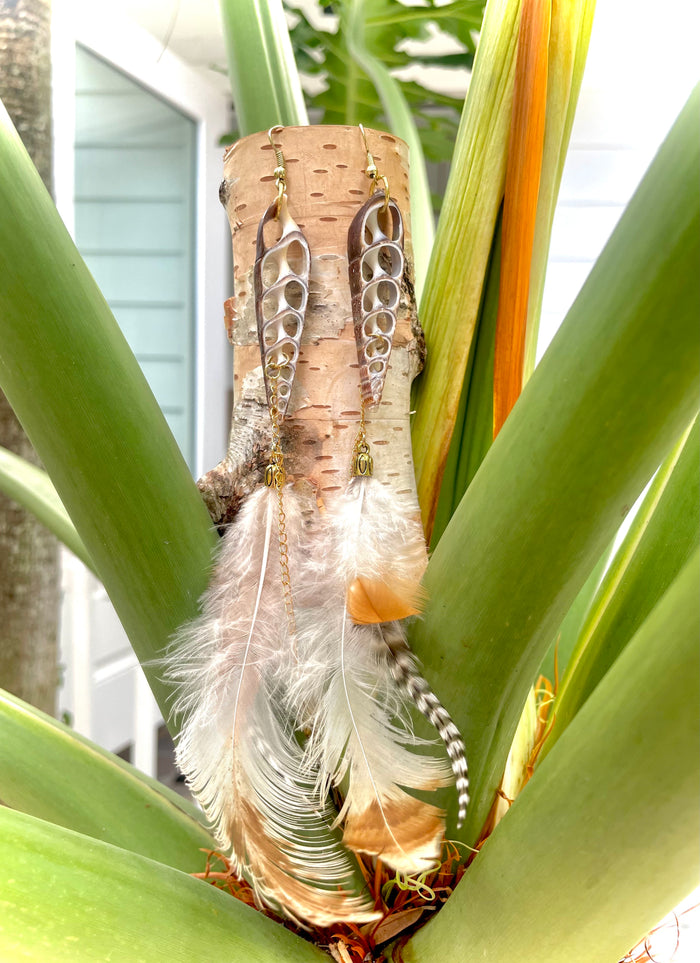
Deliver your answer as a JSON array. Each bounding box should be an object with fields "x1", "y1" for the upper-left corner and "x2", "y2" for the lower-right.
[
  {"x1": 537, "y1": 537, "x2": 613, "y2": 685},
  {"x1": 0, "y1": 689, "x2": 214, "y2": 871},
  {"x1": 345, "y1": 0, "x2": 435, "y2": 298},
  {"x1": 0, "y1": 808, "x2": 325, "y2": 962},
  {"x1": 0, "y1": 446, "x2": 94, "y2": 572},
  {"x1": 220, "y1": 0, "x2": 308, "y2": 135},
  {"x1": 410, "y1": 87, "x2": 700, "y2": 844},
  {"x1": 0, "y1": 102, "x2": 218, "y2": 722},
  {"x1": 542, "y1": 416, "x2": 700, "y2": 757},
  {"x1": 412, "y1": 0, "x2": 522, "y2": 538},
  {"x1": 498, "y1": 538, "x2": 615, "y2": 825},
  {"x1": 405, "y1": 549, "x2": 700, "y2": 962}
]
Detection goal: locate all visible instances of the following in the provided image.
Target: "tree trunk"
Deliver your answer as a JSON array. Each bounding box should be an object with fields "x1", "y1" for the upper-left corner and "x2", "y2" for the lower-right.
[
  {"x1": 0, "y1": 0, "x2": 60, "y2": 715},
  {"x1": 200, "y1": 125, "x2": 425, "y2": 527}
]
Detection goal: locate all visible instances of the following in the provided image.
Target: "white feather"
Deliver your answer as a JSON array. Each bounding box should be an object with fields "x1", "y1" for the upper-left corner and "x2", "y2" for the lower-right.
[
  {"x1": 333, "y1": 476, "x2": 428, "y2": 588},
  {"x1": 163, "y1": 485, "x2": 378, "y2": 926},
  {"x1": 289, "y1": 478, "x2": 452, "y2": 874}
]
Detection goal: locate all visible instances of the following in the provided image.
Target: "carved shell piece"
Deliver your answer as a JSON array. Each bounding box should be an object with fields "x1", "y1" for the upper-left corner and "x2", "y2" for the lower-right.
[
  {"x1": 254, "y1": 195, "x2": 310, "y2": 420},
  {"x1": 347, "y1": 192, "x2": 405, "y2": 407}
]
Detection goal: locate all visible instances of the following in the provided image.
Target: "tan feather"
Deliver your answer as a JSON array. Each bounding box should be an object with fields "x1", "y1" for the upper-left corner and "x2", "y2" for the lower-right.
[{"x1": 342, "y1": 795, "x2": 445, "y2": 875}]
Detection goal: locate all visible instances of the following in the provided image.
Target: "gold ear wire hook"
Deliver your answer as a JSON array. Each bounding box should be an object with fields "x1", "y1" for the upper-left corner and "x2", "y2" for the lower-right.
[
  {"x1": 359, "y1": 124, "x2": 389, "y2": 213},
  {"x1": 268, "y1": 125, "x2": 286, "y2": 217},
  {"x1": 359, "y1": 123, "x2": 378, "y2": 188}
]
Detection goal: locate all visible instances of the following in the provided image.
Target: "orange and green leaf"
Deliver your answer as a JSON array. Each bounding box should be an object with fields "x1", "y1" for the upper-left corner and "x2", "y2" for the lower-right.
[{"x1": 493, "y1": 0, "x2": 551, "y2": 436}]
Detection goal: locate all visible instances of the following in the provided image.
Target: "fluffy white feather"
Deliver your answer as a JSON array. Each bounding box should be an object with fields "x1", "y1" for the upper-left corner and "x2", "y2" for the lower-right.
[{"x1": 163, "y1": 485, "x2": 378, "y2": 926}]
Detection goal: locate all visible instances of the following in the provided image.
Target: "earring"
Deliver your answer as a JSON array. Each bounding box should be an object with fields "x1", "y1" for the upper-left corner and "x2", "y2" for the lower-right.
[
  {"x1": 253, "y1": 125, "x2": 312, "y2": 635},
  {"x1": 284, "y1": 129, "x2": 467, "y2": 882},
  {"x1": 342, "y1": 127, "x2": 470, "y2": 833},
  {"x1": 254, "y1": 125, "x2": 309, "y2": 428}
]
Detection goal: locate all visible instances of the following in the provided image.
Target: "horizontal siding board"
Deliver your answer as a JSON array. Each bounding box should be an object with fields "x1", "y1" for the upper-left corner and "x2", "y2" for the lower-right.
[
  {"x1": 139, "y1": 359, "x2": 187, "y2": 409},
  {"x1": 75, "y1": 49, "x2": 135, "y2": 93},
  {"x1": 557, "y1": 147, "x2": 651, "y2": 204},
  {"x1": 75, "y1": 200, "x2": 186, "y2": 252},
  {"x1": 76, "y1": 93, "x2": 187, "y2": 145},
  {"x1": 82, "y1": 252, "x2": 188, "y2": 304},
  {"x1": 74, "y1": 146, "x2": 191, "y2": 198},
  {"x1": 162, "y1": 411, "x2": 188, "y2": 454},
  {"x1": 548, "y1": 204, "x2": 625, "y2": 261}
]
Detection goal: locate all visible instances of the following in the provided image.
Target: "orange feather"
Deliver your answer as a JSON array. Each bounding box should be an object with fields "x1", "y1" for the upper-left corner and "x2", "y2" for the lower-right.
[{"x1": 347, "y1": 576, "x2": 425, "y2": 625}]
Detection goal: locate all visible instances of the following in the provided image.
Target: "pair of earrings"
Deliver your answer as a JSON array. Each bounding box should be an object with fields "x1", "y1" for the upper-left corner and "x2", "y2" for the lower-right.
[
  {"x1": 166, "y1": 126, "x2": 468, "y2": 929},
  {"x1": 251, "y1": 123, "x2": 469, "y2": 842}
]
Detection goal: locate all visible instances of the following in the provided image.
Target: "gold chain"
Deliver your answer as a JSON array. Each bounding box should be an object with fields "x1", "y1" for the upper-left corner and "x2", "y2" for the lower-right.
[{"x1": 264, "y1": 364, "x2": 297, "y2": 638}]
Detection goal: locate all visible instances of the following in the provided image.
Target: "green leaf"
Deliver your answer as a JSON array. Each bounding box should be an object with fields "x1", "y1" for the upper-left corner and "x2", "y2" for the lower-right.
[
  {"x1": 429, "y1": 209, "x2": 501, "y2": 547},
  {"x1": 0, "y1": 808, "x2": 325, "y2": 962},
  {"x1": 412, "y1": 0, "x2": 522, "y2": 537},
  {"x1": 0, "y1": 689, "x2": 214, "y2": 871},
  {"x1": 0, "y1": 446, "x2": 95, "y2": 572},
  {"x1": 405, "y1": 549, "x2": 700, "y2": 962},
  {"x1": 413, "y1": 0, "x2": 595, "y2": 538},
  {"x1": 0, "y1": 101, "x2": 218, "y2": 723},
  {"x1": 542, "y1": 415, "x2": 700, "y2": 756},
  {"x1": 537, "y1": 537, "x2": 613, "y2": 685},
  {"x1": 220, "y1": 0, "x2": 308, "y2": 135},
  {"x1": 409, "y1": 87, "x2": 700, "y2": 844},
  {"x1": 288, "y1": 1, "x2": 482, "y2": 165}
]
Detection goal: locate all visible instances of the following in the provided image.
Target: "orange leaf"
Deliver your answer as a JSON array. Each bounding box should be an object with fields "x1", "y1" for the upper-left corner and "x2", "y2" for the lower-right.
[{"x1": 493, "y1": 0, "x2": 551, "y2": 438}]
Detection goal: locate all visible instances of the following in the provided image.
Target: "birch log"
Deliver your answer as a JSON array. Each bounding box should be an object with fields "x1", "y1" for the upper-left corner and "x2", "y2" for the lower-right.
[{"x1": 199, "y1": 126, "x2": 425, "y2": 527}]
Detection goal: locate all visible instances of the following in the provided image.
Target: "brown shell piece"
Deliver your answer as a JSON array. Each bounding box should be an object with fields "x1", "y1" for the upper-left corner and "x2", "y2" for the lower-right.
[
  {"x1": 347, "y1": 191, "x2": 405, "y2": 407},
  {"x1": 254, "y1": 194, "x2": 310, "y2": 420}
]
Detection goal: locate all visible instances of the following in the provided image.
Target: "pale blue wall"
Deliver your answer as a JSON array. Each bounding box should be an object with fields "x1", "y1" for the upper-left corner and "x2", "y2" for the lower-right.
[{"x1": 74, "y1": 46, "x2": 197, "y2": 467}]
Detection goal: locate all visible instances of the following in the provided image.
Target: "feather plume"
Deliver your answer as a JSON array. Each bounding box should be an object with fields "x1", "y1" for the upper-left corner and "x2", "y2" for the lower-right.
[
  {"x1": 289, "y1": 477, "x2": 456, "y2": 873},
  {"x1": 164, "y1": 486, "x2": 378, "y2": 926}
]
